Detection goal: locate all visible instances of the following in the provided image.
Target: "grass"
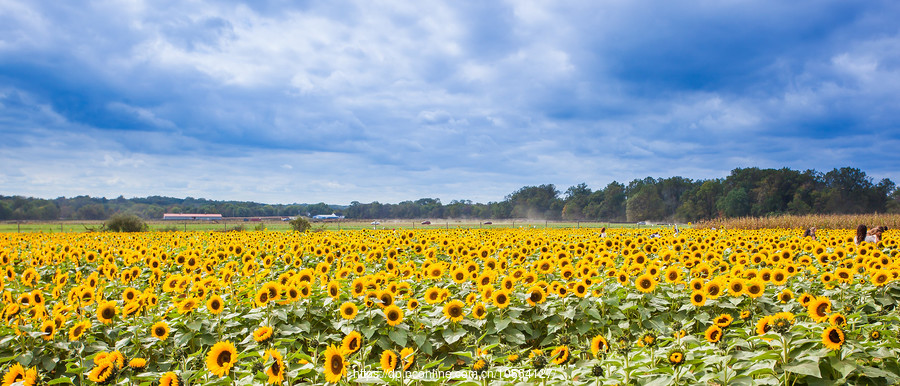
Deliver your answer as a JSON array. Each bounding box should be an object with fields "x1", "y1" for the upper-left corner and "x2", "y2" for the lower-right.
[{"x1": 0, "y1": 219, "x2": 665, "y2": 233}]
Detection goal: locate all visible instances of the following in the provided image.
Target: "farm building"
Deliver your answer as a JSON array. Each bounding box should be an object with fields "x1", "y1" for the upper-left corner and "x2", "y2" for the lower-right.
[{"x1": 162, "y1": 213, "x2": 223, "y2": 221}]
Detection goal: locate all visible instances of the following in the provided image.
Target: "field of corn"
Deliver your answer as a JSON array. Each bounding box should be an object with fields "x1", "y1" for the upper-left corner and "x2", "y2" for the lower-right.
[{"x1": 2, "y1": 227, "x2": 900, "y2": 385}]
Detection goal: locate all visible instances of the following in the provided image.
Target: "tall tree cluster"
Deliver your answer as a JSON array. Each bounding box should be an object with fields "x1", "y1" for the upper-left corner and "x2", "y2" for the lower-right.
[{"x1": 2, "y1": 167, "x2": 898, "y2": 222}]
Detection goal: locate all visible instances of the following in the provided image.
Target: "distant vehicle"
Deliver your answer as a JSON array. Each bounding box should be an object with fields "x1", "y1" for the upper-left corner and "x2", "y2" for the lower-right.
[
  {"x1": 483, "y1": 221, "x2": 493, "y2": 225},
  {"x1": 371, "y1": 221, "x2": 381, "y2": 225},
  {"x1": 313, "y1": 213, "x2": 345, "y2": 220},
  {"x1": 421, "y1": 221, "x2": 431, "y2": 225},
  {"x1": 636, "y1": 221, "x2": 647, "y2": 225}
]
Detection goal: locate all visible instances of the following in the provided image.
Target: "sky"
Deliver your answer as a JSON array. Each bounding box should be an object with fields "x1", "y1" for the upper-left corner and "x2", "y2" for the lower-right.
[{"x1": 1, "y1": 0, "x2": 899, "y2": 205}]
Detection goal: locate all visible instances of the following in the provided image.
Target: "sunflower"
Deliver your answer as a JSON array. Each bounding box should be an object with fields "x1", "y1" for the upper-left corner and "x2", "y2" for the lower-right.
[
  {"x1": 705, "y1": 325, "x2": 723, "y2": 343},
  {"x1": 400, "y1": 347, "x2": 415, "y2": 370},
  {"x1": 443, "y1": 300, "x2": 465, "y2": 322},
  {"x1": 756, "y1": 316, "x2": 773, "y2": 336},
  {"x1": 384, "y1": 305, "x2": 404, "y2": 327},
  {"x1": 254, "y1": 326, "x2": 274, "y2": 343},
  {"x1": 424, "y1": 287, "x2": 442, "y2": 304},
  {"x1": 690, "y1": 291, "x2": 706, "y2": 307},
  {"x1": 39, "y1": 320, "x2": 55, "y2": 341},
  {"x1": 177, "y1": 297, "x2": 199, "y2": 314},
  {"x1": 798, "y1": 292, "x2": 814, "y2": 307},
  {"x1": 713, "y1": 314, "x2": 733, "y2": 328},
  {"x1": 255, "y1": 288, "x2": 271, "y2": 307},
  {"x1": 635, "y1": 273, "x2": 657, "y2": 293},
  {"x1": 88, "y1": 360, "x2": 116, "y2": 384},
  {"x1": 159, "y1": 372, "x2": 179, "y2": 386},
  {"x1": 69, "y1": 320, "x2": 90, "y2": 341},
  {"x1": 829, "y1": 313, "x2": 847, "y2": 327},
  {"x1": 591, "y1": 334, "x2": 608, "y2": 358},
  {"x1": 668, "y1": 349, "x2": 685, "y2": 366},
  {"x1": 493, "y1": 290, "x2": 511, "y2": 308},
  {"x1": 664, "y1": 266, "x2": 682, "y2": 283},
  {"x1": 206, "y1": 340, "x2": 238, "y2": 376},
  {"x1": 380, "y1": 350, "x2": 398, "y2": 373},
  {"x1": 263, "y1": 349, "x2": 285, "y2": 384},
  {"x1": 96, "y1": 301, "x2": 116, "y2": 325},
  {"x1": 822, "y1": 326, "x2": 845, "y2": 350},
  {"x1": 869, "y1": 330, "x2": 881, "y2": 341},
  {"x1": 778, "y1": 289, "x2": 793, "y2": 303},
  {"x1": 2, "y1": 363, "x2": 37, "y2": 386},
  {"x1": 704, "y1": 280, "x2": 723, "y2": 299},
  {"x1": 138, "y1": 317, "x2": 163, "y2": 340},
  {"x1": 323, "y1": 344, "x2": 347, "y2": 383},
  {"x1": 339, "y1": 302, "x2": 358, "y2": 320},
  {"x1": 342, "y1": 331, "x2": 362, "y2": 354},
  {"x1": 128, "y1": 358, "x2": 147, "y2": 369},
  {"x1": 206, "y1": 294, "x2": 224, "y2": 315},
  {"x1": 527, "y1": 286, "x2": 546, "y2": 306},
  {"x1": 550, "y1": 346, "x2": 569, "y2": 365},
  {"x1": 807, "y1": 297, "x2": 831, "y2": 323},
  {"x1": 728, "y1": 278, "x2": 744, "y2": 296},
  {"x1": 744, "y1": 279, "x2": 764, "y2": 299}
]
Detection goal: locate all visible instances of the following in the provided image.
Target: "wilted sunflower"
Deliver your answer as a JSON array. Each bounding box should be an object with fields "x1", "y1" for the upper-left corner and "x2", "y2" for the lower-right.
[
  {"x1": 264, "y1": 349, "x2": 285, "y2": 384},
  {"x1": 206, "y1": 294, "x2": 224, "y2": 315},
  {"x1": 339, "y1": 302, "x2": 358, "y2": 320},
  {"x1": 705, "y1": 325, "x2": 723, "y2": 343},
  {"x1": 384, "y1": 305, "x2": 404, "y2": 327},
  {"x1": 254, "y1": 326, "x2": 274, "y2": 343},
  {"x1": 151, "y1": 321, "x2": 170, "y2": 341},
  {"x1": 443, "y1": 300, "x2": 465, "y2": 322},
  {"x1": 380, "y1": 350, "x2": 398, "y2": 373},
  {"x1": 323, "y1": 344, "x2": 347, "y2": 383},
  {"x1": 96, "y1": 301, "x2": 116, "y2": 325},
  {"x1": 822, "y1": 326, "x2": 845, "y2": 350},
  {"x1": 206, "y1": 340, "x2": 238, "y2": 376},
  {"x1": 341, "y1": 331, "x2": 362, "y2": 355}
]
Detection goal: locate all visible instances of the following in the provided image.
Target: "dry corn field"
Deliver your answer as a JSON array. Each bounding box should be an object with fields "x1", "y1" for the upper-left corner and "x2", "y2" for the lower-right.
[
  {"x1": 1, "y1": 227, "x2": 899, "y2": 385},
  {"x1": 697, "y1": 213, "x2": 900, "y2": 231}
]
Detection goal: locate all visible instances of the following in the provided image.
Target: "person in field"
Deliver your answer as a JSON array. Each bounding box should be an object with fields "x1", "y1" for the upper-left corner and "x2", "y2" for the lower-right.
[
  {"x1": 866, "y1": 226, "x2": 887, "y2": 243},
  {"x1": 855, "y1": 225, "x2": 868, "y2": 244},
  {"x1": 803, "y1": 227, "x2": 817, "y2": 240}
]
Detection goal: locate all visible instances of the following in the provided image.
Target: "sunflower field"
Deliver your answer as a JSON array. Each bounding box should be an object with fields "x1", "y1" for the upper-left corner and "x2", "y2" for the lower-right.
[{"x1": 2, "y1": 227, "x2": 900, "y2": 385}]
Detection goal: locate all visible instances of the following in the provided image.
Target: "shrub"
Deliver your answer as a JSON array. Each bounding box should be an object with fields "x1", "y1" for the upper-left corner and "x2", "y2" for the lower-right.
[
  {"x1": 289, "y1": 217, "x2": 312, "y2": 232},
  {"x1": 105, "y1": 213, "x2": 148, "y2": 232}
]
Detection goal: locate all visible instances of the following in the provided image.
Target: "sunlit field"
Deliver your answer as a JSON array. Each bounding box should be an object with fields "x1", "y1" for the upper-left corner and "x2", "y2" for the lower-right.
[{"x1": 1, "y1": 227, "x2": 899, "y2": 385}]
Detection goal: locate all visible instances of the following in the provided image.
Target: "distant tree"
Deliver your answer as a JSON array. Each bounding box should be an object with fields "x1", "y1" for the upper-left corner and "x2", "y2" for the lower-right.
[
  {"x1": 76, "y1": 204, "x2": 107, "y2": 220},
  {"x1": 105, "y1": 213, "x2": 148, "y2": 232},
  {"x1": 717, "y1": 188, "x2": 751, "y2": 217}
]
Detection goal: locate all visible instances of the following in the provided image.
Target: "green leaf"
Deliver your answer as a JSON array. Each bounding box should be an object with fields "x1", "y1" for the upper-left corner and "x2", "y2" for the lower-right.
[
  {"x1": 42, "y1": 356, "x2": 57, "y2": 371},
  {"x1": 47, "y1": 377, "x2": 74, "y2": 385},
  {"x1": 389, "y1": 328, "x2": 407, "y2": 346},
  {"x1": 784, "y1": 361, "x2": 821, "y2": 378},
  {"x1": 493, "y1": 318, "x2": 511, "y2": 332},
  {"x1": 442, "y1": 327, "x2": 466, "y2": 344}
]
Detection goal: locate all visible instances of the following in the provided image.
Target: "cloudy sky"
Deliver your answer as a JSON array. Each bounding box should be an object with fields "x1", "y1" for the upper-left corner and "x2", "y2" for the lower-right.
[{"x1": 2, "y1": 0, "x2": 899, "y2": 205}]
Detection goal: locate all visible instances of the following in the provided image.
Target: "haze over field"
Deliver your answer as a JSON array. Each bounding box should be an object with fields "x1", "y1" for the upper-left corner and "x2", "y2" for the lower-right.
[{"x1": 2, "y1": 1, "x2": 900, "y2": 204}]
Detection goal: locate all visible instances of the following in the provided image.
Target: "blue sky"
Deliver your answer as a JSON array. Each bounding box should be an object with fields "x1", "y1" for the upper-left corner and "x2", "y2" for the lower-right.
[{"x1": 1, "y1": 0, "x2": 899, "y2": 205}]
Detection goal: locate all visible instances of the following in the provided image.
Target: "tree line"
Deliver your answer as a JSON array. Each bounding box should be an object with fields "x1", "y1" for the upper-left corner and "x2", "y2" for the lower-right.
[{"x1": 2, "y1": 167, "x2": 898, "y2": 223}]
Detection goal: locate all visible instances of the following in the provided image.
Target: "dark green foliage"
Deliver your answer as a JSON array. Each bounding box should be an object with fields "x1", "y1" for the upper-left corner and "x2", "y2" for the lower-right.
[
  {"x1": 289, "y1": 217, "x2": 311, "y2": 232},
  {"x1": 104, "y1": 213, "x2": 148, "y2": 232}
]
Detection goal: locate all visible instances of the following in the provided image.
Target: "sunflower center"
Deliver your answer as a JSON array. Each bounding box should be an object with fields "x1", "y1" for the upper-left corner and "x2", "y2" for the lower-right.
[
  {"x1": 211, "y1": 300, "x2": 220, "y2": 309},
  {"x1": 101, "y1": 307, "x2": 115, "y2": 320},
  {"x1": 640, "y1": 279, "x2": 652, "y2": 289},
  {"x1": 330, "y1": 355, "x2": 344, "y2": 373},
  {"x1": 217, "y1": 351, "x2": 232, "y2": 367},
  {"x1": 816, "y1": 303, "x2": 829, "y2": 317},
  {"x1": 388, "y1": 310, "x2": 399, "y2": 321},
  {"x1": 828, "y1": 329, "x2": 842, "y2": 343},
  {"x1": 449, "y1": 306, "x2": 462, "y2": 318}
]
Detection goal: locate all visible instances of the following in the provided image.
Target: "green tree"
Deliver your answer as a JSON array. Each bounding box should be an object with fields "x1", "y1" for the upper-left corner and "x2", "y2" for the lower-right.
[
  {"x1": 717, "y1": 188, "x2": 751, "y2": 217},
  {"x1": 105, "y1": 213, "x2": 148, "y2": 232}
]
